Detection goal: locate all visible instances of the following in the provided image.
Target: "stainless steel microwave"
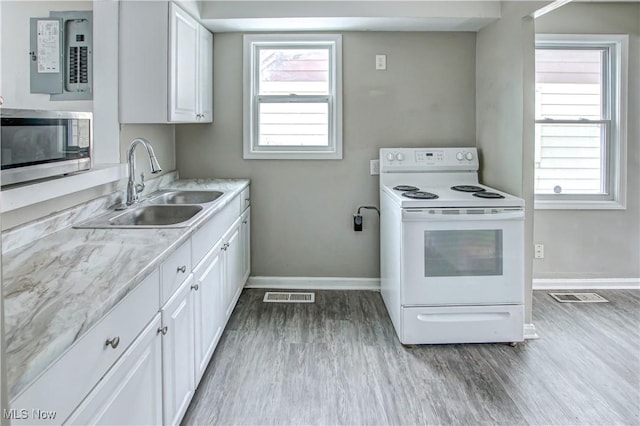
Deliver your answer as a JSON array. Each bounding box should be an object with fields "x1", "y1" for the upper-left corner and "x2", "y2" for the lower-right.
[{"x1": 1, "y1": 109, "x2": 92, "y2": 186}]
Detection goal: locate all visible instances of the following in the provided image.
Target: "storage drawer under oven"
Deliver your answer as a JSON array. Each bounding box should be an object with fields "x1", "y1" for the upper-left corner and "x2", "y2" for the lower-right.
[{"x1": 401, "y1": 304, "x2": 524, "y2": 345}]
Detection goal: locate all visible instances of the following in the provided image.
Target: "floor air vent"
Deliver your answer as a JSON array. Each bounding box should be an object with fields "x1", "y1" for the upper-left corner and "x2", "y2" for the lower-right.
[
  {"x1": 549, "y1": 292, "x2": 609, "y2": 303},
  {"x1": 263, "y1": 292, "x2": 315, "y2": 303}
]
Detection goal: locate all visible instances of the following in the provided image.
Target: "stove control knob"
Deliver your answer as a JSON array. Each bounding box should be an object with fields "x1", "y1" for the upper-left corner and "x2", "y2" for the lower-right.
[
  {"x1": 386, "y1": 153, "x2": 395, "y2": 161},
  {"x1": 456, "y1": 152, "x2": 464, "y2": 161},
  {"x1": 395, "y1": 153, "x2": 405, "y2": 161},
  {"x1": 465, "y1": 152, "x2": 474, "y2": 161}
]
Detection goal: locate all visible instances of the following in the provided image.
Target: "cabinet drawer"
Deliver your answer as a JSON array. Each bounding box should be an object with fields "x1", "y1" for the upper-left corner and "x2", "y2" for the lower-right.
[
  {"x1": 161, "y1": 240, "x2": 192, "y2": 305},
  {"x1": 240, "y1": 186, "x2": 250, "y2": 213},
  {"x1": 65, "y1": 314, "x2": 163, "y2": 425},
  {"x1": 192, "y1": 195, "x2": 240, "y2": 267},
  {"x1": 11, "y1": 270, "x2": 160, "y2": 425}
]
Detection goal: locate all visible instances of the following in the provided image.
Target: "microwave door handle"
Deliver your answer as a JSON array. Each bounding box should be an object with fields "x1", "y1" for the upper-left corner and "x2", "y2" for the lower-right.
[{"x1": 402, "y1": 210, "x2": 524, "y2": 221}]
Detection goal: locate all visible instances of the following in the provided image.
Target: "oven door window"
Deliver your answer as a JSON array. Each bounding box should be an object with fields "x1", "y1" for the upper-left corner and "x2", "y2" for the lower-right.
[{"x1": 424, "y1": 230, "x2": 503, "y2": 277}]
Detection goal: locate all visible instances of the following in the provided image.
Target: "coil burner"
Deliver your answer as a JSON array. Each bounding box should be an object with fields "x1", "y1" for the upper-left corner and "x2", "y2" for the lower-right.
[
  {"x1": 472, "y1": 191, "x2": 505, "y2": 199},
  {"x1": 451, "y1": 185, "x2": 485, "y2": 193},
  {"x1": 393, "y1": 185, "x2": 420, "y2": 192},
  {"x1": 402, "y1": 191, "x2": 439, "y2": 200}
]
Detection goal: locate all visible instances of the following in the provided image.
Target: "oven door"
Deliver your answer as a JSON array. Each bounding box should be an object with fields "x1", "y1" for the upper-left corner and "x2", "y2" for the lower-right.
[{"x1": 401, "y1": 208, "x2": 524, "y2": 306}]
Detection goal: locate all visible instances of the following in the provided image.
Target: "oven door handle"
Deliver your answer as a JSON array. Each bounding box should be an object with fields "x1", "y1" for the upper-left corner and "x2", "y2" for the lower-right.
[{"x1": 402, "y1": 209, "x2": 524, "y2": 221}]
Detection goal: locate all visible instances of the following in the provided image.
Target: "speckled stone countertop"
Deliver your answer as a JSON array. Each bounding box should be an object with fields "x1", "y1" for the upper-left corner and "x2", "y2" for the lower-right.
[{"x1": 2, "y1": 178, "x2": 249, "y2": 399}]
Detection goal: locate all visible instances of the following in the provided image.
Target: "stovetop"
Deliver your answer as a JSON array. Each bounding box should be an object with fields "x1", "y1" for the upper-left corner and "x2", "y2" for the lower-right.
[
  {"x1": 382, "y1": 183, "x2": 524, "y2": 208},
  {"x1": 379, "y1": 147, "x2": 525, "y2": 209}
]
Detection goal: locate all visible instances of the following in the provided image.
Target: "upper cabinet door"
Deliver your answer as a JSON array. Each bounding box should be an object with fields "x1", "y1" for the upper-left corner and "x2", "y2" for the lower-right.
[
  {"x1": 169, "y1": 2, "x2": 199, "y2": 122},
  {"x1": 197, "y1": 26, "x2": 213, "y2": 123},
  {"x1": 119, "y1": 1, "x2": 212, "y2": 124}
]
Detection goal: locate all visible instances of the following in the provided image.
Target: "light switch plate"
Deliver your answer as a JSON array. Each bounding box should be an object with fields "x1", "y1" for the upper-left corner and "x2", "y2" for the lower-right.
[
  {"x1": 375, "y1": 54, "x2": 387, "y2": 70},
  {"x1": 370, "y1": 159, "x2": 380, "y2": 175}
]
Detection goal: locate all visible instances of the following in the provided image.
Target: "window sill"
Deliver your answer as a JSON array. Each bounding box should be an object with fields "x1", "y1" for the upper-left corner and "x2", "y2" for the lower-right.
[
  {"x1": 0, "y1": 164, "x2": 127, "y2": 213},
  {"x1": 534, "y1": 198, "x2": 626, "y2": 211},
  {"x1": 243, "y1": 150, "x2": 343, "y2": 160}
]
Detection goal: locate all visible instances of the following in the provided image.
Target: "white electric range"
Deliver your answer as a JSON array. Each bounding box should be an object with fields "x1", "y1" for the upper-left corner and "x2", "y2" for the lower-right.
[{"x1": 379, "y1": 147, "x2": 525, "y2": 345}]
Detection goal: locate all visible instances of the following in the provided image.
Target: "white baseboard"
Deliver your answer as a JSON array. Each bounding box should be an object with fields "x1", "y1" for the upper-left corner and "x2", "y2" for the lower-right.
[
  {"x1": 532, "y1": 278, "x2": 640, "y2": 290},
  {"x1": 246, "y1": 276, "x2": 381, "y2": 291},
  {"x1": 524, "y1": 323, "x2": 539, "y2": 340}
]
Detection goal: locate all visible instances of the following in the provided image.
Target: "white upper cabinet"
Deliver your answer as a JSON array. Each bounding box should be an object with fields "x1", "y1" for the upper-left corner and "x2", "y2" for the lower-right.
[
  {"x1": 169, "y1": 3, "x2": 199, "y2": 122},
  {"x1": 197, "y1": 25, "x2": 214, "y2": 122},
  {"x1": 119, "y1": 1, "x2": 213, "y2": 123}
]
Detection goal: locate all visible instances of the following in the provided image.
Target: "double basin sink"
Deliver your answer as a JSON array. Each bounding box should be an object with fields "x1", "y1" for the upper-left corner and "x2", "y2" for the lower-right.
[{"x1": 74, "y1": 190, "x2": 224, "y2": 229}]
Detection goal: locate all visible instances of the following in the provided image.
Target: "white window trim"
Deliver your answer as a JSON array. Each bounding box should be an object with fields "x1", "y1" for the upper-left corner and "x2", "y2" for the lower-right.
[
  {"x1": 534, "y1": 34, "x2": 628, "y2": 210},
  {"x1": 242, "y1": 34, "x2": 343, "y2": 160}
]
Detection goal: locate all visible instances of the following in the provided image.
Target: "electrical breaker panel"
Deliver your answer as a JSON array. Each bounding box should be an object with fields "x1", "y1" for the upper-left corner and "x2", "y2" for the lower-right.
[{"x1": 30, "y1": 11, "x2": 92, "y2": 100}]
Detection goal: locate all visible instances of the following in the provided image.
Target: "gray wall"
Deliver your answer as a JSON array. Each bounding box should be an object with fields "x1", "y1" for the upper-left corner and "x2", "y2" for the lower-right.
[
  {"x1": 534, "y1": 3, "x2": 640, "y2": 280},
  {"x1": 476, "y1": 1, "x2": 543, "y2": 324},
  {"x1": 176, "y1": 31, "x2": 477, "y2": 278}
]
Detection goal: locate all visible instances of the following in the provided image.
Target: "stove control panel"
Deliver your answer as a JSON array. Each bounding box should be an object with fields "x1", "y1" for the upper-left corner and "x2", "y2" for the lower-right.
[
  {"x1": 416, "y1": 151, "x2": 444, "y2": 162},
  {"x1": 380, "y1": 147, "x2": 479, "y2": 172}
]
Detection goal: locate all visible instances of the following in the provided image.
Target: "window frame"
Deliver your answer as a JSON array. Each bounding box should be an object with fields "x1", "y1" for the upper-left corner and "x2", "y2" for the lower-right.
[
  {"x1": 534, "y1": 34, "x2": 628, "y2": 210},
  {"x1": 243, "y1": 34, "x2": 343, "y2": 160}
]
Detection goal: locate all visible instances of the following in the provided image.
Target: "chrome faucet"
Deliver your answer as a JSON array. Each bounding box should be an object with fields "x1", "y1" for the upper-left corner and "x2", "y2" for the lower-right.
[{"x1": 126, "y1": 138, "x2": 162, "y2": 206}]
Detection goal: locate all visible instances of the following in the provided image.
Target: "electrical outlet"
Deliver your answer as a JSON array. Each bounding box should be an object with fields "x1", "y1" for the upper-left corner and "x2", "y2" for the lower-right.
[
  {"x1": 375, "y1": 54, "x2": 387, "y2": 70},
  {"x1": 534, "y1": 244, "x2": 545, "y2": 259},
  {"x1": 370, "y1": 159, "x2": 380, "y2": 175},
  {"x1": 353, "y1": 214, "x2": 363, "y2": 231}
]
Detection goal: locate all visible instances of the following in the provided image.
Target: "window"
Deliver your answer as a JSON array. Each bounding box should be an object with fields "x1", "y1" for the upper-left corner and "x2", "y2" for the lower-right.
[
  {"x1": 243, "y1": 34, "x2": 343, "y2": 159},
  {"x1": 534, "y1": 34, "x2": 628, "y2": 209}
]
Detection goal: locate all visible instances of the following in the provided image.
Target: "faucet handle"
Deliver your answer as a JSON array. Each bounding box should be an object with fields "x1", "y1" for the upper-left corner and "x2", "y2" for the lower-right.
[{"x1": 136, "y1": 172, "x2": 146, "y2": 194}]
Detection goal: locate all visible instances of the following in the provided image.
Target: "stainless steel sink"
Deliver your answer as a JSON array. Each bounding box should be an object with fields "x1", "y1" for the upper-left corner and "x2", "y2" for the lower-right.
[
  {"x1": 74, "y1": 205, "x2": 204, "y2": 229},
  {"x1": 73, "y1": 189, "x2": 225, "y2": 229},
  {"x1": 147, "y1": 190, "x2": 223, "y2": 205},
  {"x1": 110, "y1": 205, "x2": 203, "y2": 226}
]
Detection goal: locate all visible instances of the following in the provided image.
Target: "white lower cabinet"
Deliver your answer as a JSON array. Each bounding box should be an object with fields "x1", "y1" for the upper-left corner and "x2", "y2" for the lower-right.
[
  {"x1": 222, "y1": 217, "x2": 242, "y2": 321},
  {"x1": 10, "y1": 271, "x2": 160, "y2": 426},
  {"x1": 11, "y1": 186, "x2": 251, "y2": 426},
  {"x1": 161, "y1": 188, "x2": 250, "y2": 425},
  {"x1": 240, "y1": 207, "x2": 251, "y2": 286},
  {"x1": 66, "y1": 314, "x2": 163, "y2": 425},
  {"x1": 161, "y1": 274, "x2": 196, "y2": 426},
  {"x1": 193, "y1": 238, "x2": 224, "y2": 383}
]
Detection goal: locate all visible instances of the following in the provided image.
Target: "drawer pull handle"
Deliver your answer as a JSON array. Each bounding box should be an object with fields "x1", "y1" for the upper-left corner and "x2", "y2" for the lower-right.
[
  {"x1": 242, "y1": 220, "x2": 248, "y2": 224},
  {"x1": 177, "y1": 265, "x2": 187, "y2": 273},
  {"x1": 157, "y1": 326, "x2": 168, "y2": 336},
  {"x1": 105, "y1": 336, "x2": 120, "y2": 349},
  {"x1": 191, "y1": 283, "x2": 200, "y2": 291}
]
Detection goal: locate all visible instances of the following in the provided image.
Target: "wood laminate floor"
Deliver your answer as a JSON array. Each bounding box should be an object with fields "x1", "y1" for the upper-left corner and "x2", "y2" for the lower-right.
[{"x1": 182, "y1": 289, "x2": 640, "y2": 425}]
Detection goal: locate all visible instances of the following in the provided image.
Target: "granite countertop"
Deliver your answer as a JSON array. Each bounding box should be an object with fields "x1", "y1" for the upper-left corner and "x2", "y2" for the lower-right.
[{"x1": 2, "y1": 178, "x2": 249, "y2": 400}]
